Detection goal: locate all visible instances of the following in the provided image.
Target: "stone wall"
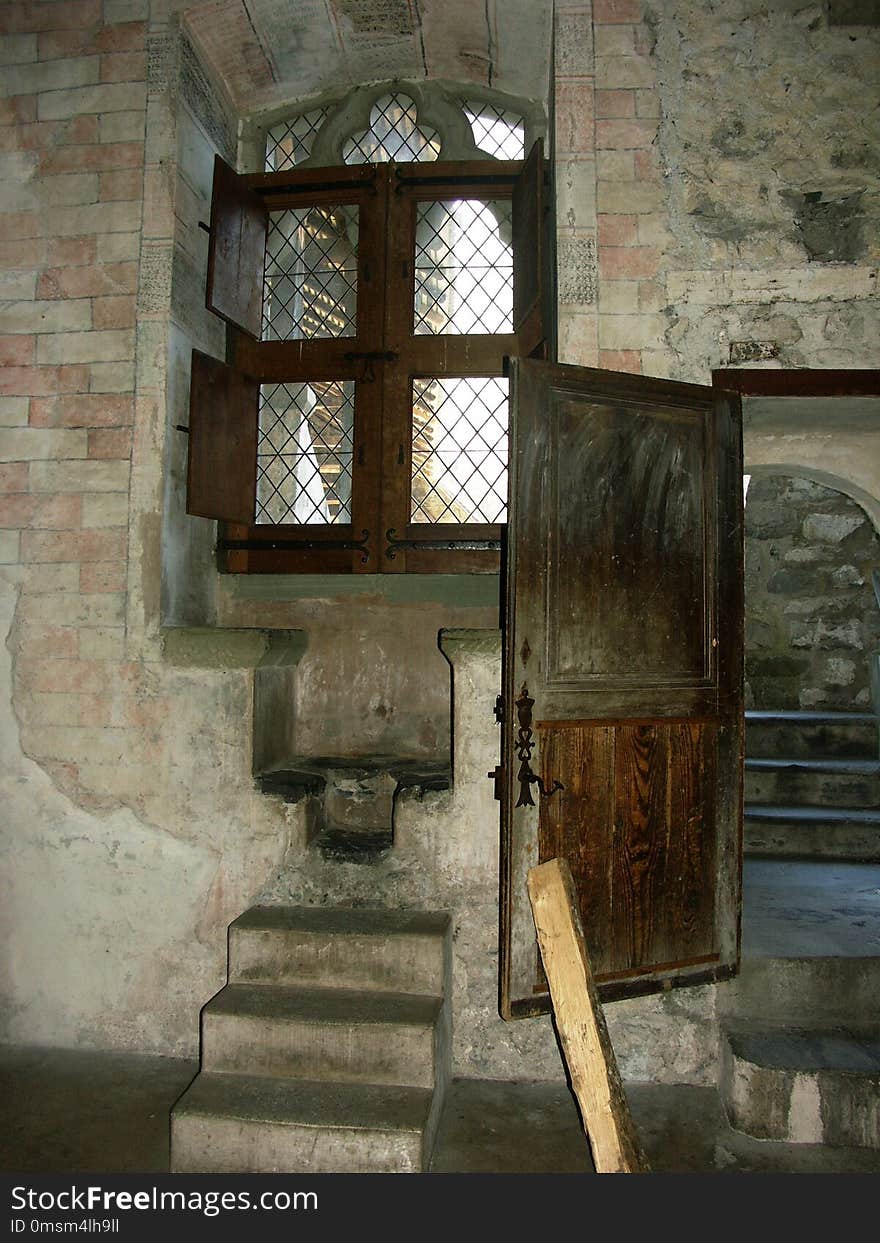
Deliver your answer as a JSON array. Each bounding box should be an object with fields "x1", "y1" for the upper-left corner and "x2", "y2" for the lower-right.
[
  {"x1": 745, "y1": 475, "x2": 880, "y2": 711},
  {"x1": 0, "y1": 1, "x2": 297, "y2": 1058},
  {"x1": 256, "y1": 631, "x2": 720, "y2": 1086},
  {"x1": 554, "y1": 0, "x2": 879, "y2": 379},
  {"x1": 654, "y1": 0, "x2": 878, "y2": 380}
]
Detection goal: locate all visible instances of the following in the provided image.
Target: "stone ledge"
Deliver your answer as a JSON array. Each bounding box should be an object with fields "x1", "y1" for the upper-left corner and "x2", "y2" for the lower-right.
[
  {"x1": 439, "y1": 628, "x2": 502, "y2": 659},
  {"x1": 162, "y1": 627, "x2": 307, "y2": 669}
]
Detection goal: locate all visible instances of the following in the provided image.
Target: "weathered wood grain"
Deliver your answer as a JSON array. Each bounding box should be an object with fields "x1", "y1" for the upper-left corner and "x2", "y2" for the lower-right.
[
  {"x1": 527, "y1": 857, "x2": 650, "y2": 1174},
  {"x1": 501, "y1": 360, "x2": 743, "y2": 1018}
]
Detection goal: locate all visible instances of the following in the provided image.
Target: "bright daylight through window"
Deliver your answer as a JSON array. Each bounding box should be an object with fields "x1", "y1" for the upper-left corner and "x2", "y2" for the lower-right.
[
  {"x1": 186, "y1": 87, "x2": 548, "y2": 573},
  {"x1": 259, "y1": 96, "x2": 519, "y2": 535}
]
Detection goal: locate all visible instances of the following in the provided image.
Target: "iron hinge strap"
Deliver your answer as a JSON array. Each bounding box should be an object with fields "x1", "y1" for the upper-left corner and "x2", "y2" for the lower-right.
[
  {"x1": 219, "y1": 529, "x2": 371, "y2": 564},
  {"x1": 385, "y1": 528, "x2": 501, "y2": 559}
]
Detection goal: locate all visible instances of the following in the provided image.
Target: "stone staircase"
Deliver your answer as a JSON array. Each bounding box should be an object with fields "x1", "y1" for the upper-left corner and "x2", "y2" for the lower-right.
[
  {"x1": 718, "y1": 950, "x2": 880, "y2": 1151},
  {"x1": 171, "y1": 905, "x2": 452, "y2": 1172},
  {"x1": 744, "y1": 710, "x2": 880, "y2": 861},
  {"x1": 731, "y1": 709, "x2": 880, "y2": 1152}
]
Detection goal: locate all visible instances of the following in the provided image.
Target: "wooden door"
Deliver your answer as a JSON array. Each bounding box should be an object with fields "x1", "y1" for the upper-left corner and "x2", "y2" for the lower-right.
[{"x1": 500, "y1": 359, "x2": 744, "y2": 1018}]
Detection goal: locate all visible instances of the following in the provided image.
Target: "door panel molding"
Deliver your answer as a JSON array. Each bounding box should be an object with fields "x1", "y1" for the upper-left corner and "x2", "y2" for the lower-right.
[{"x1": 500, "y1": 359, "x2": 744, "y2": 1018}]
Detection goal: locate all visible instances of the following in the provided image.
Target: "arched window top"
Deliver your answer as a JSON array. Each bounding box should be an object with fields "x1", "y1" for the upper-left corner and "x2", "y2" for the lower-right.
[
  {"x1": 260, "y1": 81, "x2": 536, "y2": 174},
  {"x1": 265, "y1": 107, "x2": 328, "y2": 172},
  {"x1": 343, "y1": 93, "x2": 440, "y2": 165},
  {"x1": 462, "y1": 100, "x2": 525, "y2": 160}
]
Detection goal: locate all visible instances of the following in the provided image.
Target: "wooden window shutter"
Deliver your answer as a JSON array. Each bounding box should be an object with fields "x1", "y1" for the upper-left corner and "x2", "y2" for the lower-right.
[
  {"x1": 205, "y1": 154, "x2": 268, "y2": 340},
  {"x1": 512, "y1": 138, "x2": 549, "y2": 360},
  {"x1": 186, "y1": 349, "x2": 259, "y2": 523}
]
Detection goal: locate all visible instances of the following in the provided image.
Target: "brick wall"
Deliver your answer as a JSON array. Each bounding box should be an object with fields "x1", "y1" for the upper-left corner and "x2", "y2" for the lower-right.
[
  {"x1": 554, "y1": 0, "x2": 664, "y2": 374},
  {"x1": 0, "y1": 1, "x2": 296, "y2": 1056},
  {"x1": 0, "y1": 0, "x2": 145, "y2": 793}
]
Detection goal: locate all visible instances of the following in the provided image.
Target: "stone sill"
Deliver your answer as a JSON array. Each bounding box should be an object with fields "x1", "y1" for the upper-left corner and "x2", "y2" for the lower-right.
[
  {"x1": 439, "y1": 628, "x2": 502, "y2": 659},
  {"x1": 222, "y1": 574, "x2": 501, "y2": 608},
  {"x1": 161, "y1": 626, "x2": 307, "y2": 669}
]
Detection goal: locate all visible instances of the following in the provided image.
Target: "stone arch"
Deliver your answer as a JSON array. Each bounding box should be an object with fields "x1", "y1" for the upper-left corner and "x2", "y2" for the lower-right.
[
  {"x1": 746, "y1": 463, "x2": 880, "y2": 536},
  {"x1": 244, "y1": 79, "x2": 546, "y2": 171},
  {"x1": 743, "y1": 467, "x2": 880, "y2": 714}
]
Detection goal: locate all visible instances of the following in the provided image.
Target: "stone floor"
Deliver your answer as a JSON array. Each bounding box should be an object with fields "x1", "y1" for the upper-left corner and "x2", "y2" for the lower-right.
[
  {"x1": 2, "y1": 860, "x2": 879, "y2": 1176},
  {"x1": 3, "y1": 1046, "x2": 879, "y2": 1176},
  {"x1": 742, "y1": 858, "x2": 880, "y2": 958}
]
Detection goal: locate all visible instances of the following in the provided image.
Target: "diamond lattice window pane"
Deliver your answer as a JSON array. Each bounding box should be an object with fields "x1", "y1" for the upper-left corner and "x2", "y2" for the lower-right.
[
  {"x1": 464, "y1": 101, "x2": 525, "y2": 160},
  {"x1": 256, "y1": 381, "x2": 354, "y2": 525},
  {"x1": 414, "y1": 200, "x2": 513, "y2": 335},
  {"x1": 411, "y1": 377, "x2": 508, "y2": 523},
  {"x1": 265, "y1": 108, "x2": 328, "y2": 171},
  {"x1": 343, "y1": 93, "x2": 439, "y2": 164},
  {"x1": 262, "y1": 206, "x2": 358, "y2": 341}
]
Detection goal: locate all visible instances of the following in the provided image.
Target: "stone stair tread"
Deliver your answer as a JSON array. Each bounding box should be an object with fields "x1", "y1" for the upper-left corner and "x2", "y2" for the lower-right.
[
  {"x1": 746, "y1": 711, "x2": 879, "y2": 723},
  {"x1": 173, "y1": 901, "x2": 452, "y2": 1173},
  {"x1": 205, "y1": 982, "x2": 443, "y2": 1026},
  {"x1": 725, "y1": 1025, "x2": 880, "y2": 1074},
  {"x1": 232, "y1": 904, "x2": 450, "y2": 938},
  {"x1": 745, "y1": 805, "x2": 880, "y2": 823},
  {"x1": 175, "y1": 1071, "x2": 434, "y2": 1132},
  {"x1": 715, "y1": 1127, "x2": 880, "y2": 1174},
  {"x1": 746, "y1": 758, "x2": 880, "y2": 774}
]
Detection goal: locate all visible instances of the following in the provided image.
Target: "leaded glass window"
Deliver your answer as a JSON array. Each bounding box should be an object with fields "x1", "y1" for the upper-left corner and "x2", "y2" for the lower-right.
[
  {"x1": 412, "y1": 377, "x2": 508, "y2": 523},
  {"x1": 414, "y1": 200, "x2": 513, "y2": 336},
  {"x1": 265, "y1": 108, "x2": 328, "y2": 171},
  {"x1": 186, "y1": 87, "x2": 548, "y2": 572},
  {"x1": 464, "y1": 101, "x2": 525, "y2": 159},
  {"x1": 262, "y1": 206, "x2": 359, "y2": 341},
  {"x1": 343, "y1": 93, "x2": 440, "y2": 164},
  {"x1": 257, "y1": 380, "x2": 354, "y2": 525}
]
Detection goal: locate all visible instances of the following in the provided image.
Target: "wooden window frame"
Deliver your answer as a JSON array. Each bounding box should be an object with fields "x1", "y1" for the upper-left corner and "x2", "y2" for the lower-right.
[{"x1": 187, "y1": 144, "x2": 550, "y2": 574}]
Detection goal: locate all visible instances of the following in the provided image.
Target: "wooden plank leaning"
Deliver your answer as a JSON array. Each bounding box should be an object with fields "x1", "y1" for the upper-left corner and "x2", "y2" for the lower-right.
[{"x1": 527, "y1": 857, "x2": 650, "y2": 1173}]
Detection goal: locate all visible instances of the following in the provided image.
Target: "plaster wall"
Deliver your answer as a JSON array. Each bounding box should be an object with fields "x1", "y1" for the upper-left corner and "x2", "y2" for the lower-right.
[
  {"x1": 745, "y1": 425, "x2": 880, "y2": 534},
  {"x1": 256, "y1": 631, "x2": 719, "y2": 1085},
  {"x1": 0, "y1": 2, "x2": 301, "y2": 1059}
]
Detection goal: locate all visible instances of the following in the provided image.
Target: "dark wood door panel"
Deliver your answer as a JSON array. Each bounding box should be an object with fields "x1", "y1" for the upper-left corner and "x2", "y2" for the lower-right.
[
  {"x1": 537, "y1": 721, "x2": 718, "y2": 983},
  {"x1": 500, "y1": 359, "x2": 744, "y2": 1017},
  {"x1": 545, "y1": 397, "x2": 711, "y2": 691}
]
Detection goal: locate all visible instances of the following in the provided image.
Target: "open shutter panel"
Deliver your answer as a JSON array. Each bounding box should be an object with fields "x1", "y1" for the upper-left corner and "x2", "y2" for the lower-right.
[
  {"x1": 512, "y1": 138, "x2": 548, "y2": 360},
  {"x1": 206, "y1": 154, "x2": 268, "y2": 340},
  {"x1": 186, "y1": 350, "x2": 259, "y2": 523}
]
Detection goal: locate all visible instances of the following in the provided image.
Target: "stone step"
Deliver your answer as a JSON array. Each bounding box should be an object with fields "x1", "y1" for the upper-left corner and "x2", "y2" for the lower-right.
[
  {"x1": 713, "y1": 1125, "x2": 880, "y2": 1173},
  {"x1": 229, "y1": 905, "x2": 451, "y2": 996},
  {"x1": 201, "y1": 983, "x2": 445, "y2": 1089},
  {"x1": 171, "y1": 1072, "x2": 437, "y2": 1173},
  {"x1": 718, "y1": 955, "x2": 880, "y2": 1029},
  {"x1": 745, "y1": 711, "x2": 878, "y2": 761},
  {"x1": 745, "y1": 758, "x2": 880, "y2": 808},
  {"x1": 720, "y1": 1025, "x2": 880, "y2": 1148},
  {"x1": 744, "y1": 805, "x2": 880, "y2": 861}
]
